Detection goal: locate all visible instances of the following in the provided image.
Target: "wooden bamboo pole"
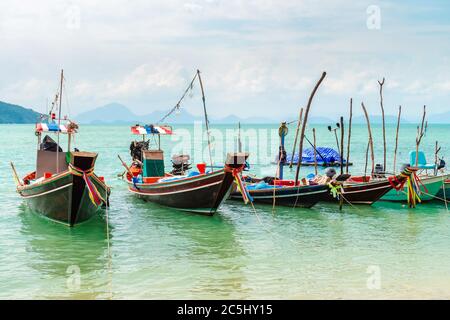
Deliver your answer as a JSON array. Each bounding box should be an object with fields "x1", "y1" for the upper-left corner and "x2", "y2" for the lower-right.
[
  {"x1": 339, "y1": 116, "x2": 344, "y2": 176},
  {"x1": 56, "y1": 69, "x2": 63, "y2": 173},
  {"x1": 415, "y1": 105, "x2": 426, "y2": 166},
  {"x1": 434, "y1": 141, "x2": 439, "y2": 176},
  {"x1": 364, "y1": 141, "x2": 370, "y2": 179},
  {"x1": 313, "y1": 128, "x2": 318, "y2": 175},
  {"x1": 378, "y1": 78, "x2": 386, "y2": 172},
  {"x1": 346, "y1": 98, "x2": 352, "y2": 174},
  {"x1": 197, "y1": 69, "x2": 214, "y2": 172},
  {"x1": 393, "y1": 105, "x2": 401, "y2": 174},
  {"x1": 289, "y1": 108, "x2": 303, "y2": 168},
  {"x1": 10, "y1": 162, "x2": 22, "y2": 186},
  {"x1": 118, "y1": 155, "x2": 133, "y2": 177},
  {"x1": 295, "y1": 71, "x2": 327, "y2": 183},
  {"x1": 361, "y1": 102, "x2": 375, "y2": 177}
]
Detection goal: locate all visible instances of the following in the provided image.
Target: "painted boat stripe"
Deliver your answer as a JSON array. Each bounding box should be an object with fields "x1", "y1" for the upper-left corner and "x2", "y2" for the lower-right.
[
  {"x1": 343, "y1": 185, "x2": 390, "y2": 194},
  {"x1": 244, "y1": 189, "x2": 327, "y2": 199},
  {"x1": 129, "y1": 180, "x2": 222, "y2": 196},
  {"x1": 129, "y1": 170, "x2": 224, "y2": 188},
  {"x1": 19, "y1": 183, "x2": 72, "y2": 198}
]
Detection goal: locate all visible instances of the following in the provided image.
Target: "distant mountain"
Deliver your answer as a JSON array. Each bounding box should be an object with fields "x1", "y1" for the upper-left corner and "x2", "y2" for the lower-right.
[
  {"x1": 352, "y1": 115, "x2": 410, "y2": 124},
  {"x1": 75, "y1": 103, "x2": 140, "y2": 124},
  {"x1": 74, "y1": 102, "x2": 272, "y2": 124},
  {"x1": 0, "y1": 101, "x2": 42, "y2": 124}
]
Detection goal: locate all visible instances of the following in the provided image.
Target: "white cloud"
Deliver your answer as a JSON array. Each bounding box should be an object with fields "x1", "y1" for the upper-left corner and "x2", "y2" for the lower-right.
[{"x1": 0, "y1": 0, "x2": 449, "y2": 118}]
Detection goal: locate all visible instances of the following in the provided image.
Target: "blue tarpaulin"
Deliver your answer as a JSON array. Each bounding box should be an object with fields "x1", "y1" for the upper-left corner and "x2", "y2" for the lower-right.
[{"x1": 275, "y1": 147, "x2": 346, "y2": 165}]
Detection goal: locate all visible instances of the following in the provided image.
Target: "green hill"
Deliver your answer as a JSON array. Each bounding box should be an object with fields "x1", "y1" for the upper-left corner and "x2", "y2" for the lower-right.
[{"x1": 0, "y1": 101, "x2": 42, "y2": 123}]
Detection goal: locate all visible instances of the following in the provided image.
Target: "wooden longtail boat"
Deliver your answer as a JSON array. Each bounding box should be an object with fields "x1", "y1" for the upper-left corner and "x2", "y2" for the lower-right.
[
  {"x1": 229, "y1": 121, "x2": 329, "y2": 208},
  {"x1": 381, "y1": 174, "x2": 450, "y2": 202},
  {"x1": 12, "y1": 70, "x2": 110, "y2": 227},
  {"x1": 229, "y1": 182, "x2": 329, "y2": 208},
  {"x1": 123, "y1": 125, "x2": 248, "y2": 215},
  {"x1": 320, "y1": 167, "x2": 420, "y2": 205},
  {"x1": 17, "y1": 151, "x2": 110, "y2": 226}
]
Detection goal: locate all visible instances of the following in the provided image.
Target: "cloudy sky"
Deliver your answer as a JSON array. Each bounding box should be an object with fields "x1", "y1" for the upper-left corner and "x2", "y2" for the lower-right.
[{"x1": 0, "y1": 0, "x2": 449, "y2": 120}]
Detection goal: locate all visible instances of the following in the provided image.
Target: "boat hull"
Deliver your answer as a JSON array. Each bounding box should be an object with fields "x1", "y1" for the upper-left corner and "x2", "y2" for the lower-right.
[
  {"x1": 230, "y1": 184, "x2": 328, "y2": 208},
  {"x1": 381, "y1": 175, "x2": 449, "y2": 202},
  {"x1": 321, "y1": 179, "x2": 395, "y2": 205},
  {"x1": 436, "y1": 179, "x2": 450, "y2": 199},
  {"x1": 128, "y1": 169, "x2": 235, "y2": 215},
  {"x1": 18, "y1": 171, "x2": 109, "y2": 226}
]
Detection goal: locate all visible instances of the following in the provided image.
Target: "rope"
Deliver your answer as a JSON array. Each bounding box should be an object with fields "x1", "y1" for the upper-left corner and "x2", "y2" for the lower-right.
[
  {"x1": 104, "y1": 195, "x2": 113, "y2": 299},
  {"x1": 443, "y1": 177, "x2": 449, "y2": 211},
  {"x1": 156, "y1": 72, "x2": 198, "y2": 124},
  {"x1": 68, "y1": 163, "x2": 106, "y2": 206}
]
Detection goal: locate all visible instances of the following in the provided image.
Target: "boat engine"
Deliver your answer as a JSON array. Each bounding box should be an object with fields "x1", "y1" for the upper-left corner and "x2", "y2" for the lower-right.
[
  {"x1": 130, "y1": 140, "x2": 149, "y2": 161},
  {"x1": 374, "y1": 163, "x2": 385, "y2": 178},
  {"x1": 171, "y1": 154, "x2": 191, "y2": 175}
]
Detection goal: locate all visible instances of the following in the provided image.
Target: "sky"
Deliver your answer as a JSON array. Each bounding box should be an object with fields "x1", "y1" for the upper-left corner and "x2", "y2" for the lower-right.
[{"x1": 0, "y1": 0, "x2": 449, "y2": 121}]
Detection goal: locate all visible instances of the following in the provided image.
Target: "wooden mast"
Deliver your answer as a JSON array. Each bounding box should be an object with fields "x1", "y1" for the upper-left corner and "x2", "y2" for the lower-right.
[
  {"x1": 378, "y1": 78, "x2": 386, "y2": 172},
  {"x1": 294, "y1": 71, "x2": 326, "y2": 184},
  {"x1": 346, "y1": 98, "x2": 352, "y2": 173},
  {"x1": 196, "y1": 69, "x2": 214, "y2": 171},
  {"x1": 339, "y1": 116, "x2": 344, "y2": 176},
  {"x1": 56, "y1": 69, "x2": 63, "y2": 173},
  {"x1": 393, "y1": 105, "x2": 401, "y2": 174},
  {"x1": 415, "y1": 105, "x2": 426, "y2": 166},
  {"x1": 238, "y1": 122, "x2": 242, "y2": 152},
  {"x1": 289, "y1": 107, "x2": 303, "y2": 168},
  {"x1": 361, "y1": 102, "x2": 375, "y2": 177},
  {"x1": 312, "y1": 128, "x2": 318, "y2": 175}
]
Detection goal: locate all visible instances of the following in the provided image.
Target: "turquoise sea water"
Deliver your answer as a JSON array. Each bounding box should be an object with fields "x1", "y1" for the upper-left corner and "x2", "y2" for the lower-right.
[{"x1": 0, "y1": 123, "x2": 449, "y2": 299}]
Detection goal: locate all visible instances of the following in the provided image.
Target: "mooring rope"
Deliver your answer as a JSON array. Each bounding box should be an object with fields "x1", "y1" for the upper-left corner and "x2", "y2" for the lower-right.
[
  {"x1": 104, "y1": 195, "x2": 113, "y2": 299},
  {"x1": 442, "y1": 177, "x2": 449, "y2": 212}
]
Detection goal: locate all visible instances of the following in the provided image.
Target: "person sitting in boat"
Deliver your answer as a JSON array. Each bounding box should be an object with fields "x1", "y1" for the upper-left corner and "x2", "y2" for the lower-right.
[
  {"x1": 126, "y1": 160, "x2": 143, "y2": 180},
  {"x1": 310, "y1": 167, "x2": 336, "y2": 185}
]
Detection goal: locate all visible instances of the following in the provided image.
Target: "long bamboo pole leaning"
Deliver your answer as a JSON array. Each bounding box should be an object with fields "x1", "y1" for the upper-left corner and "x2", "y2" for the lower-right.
[
  {"x1": 56, "y1": 69, "x2": 63, "y2": 174},
  {"x1": 10, "y1": 162, "x2": 22, "y2": 186},
  {"x1": 415, "y1": 105, "x2": 426, "y2": 166},
  {"x1": 295, "y1": 72, "x2": 327, "y2": 184},
  {"x1": 197, "y1": 69, "x2": 214, "y2": 172},
  {"x1": 361, "y1": 102, "x2": 375, "y2": 177},
  {"x1": 378, "y1": 78, "x2": 386, "y2": 172},
  {"x1": 339, "y1": 116, "x2": 344, "y2": 176},
  {"x1": 312, "y1": 128, "x2": 318, "y2": 175},
  {"x1": 289, "y1": 108, "x2": 304, "y2": 168},
  {"x1": 346, "y1": 98, "x2": 352, "y2": 174},
  {"x1": 393, "y1": 105, "x2": 401, "y2": 174},
  {"x1": 364, "y1": 141, "x2": 370, "y2": 179}
]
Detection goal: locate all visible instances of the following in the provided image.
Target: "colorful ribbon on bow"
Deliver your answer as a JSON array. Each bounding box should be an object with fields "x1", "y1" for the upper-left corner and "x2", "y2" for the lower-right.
[
  {"x1": 226, "y1": 165, "x2": 253, "y2": 204},
  {"x1": 328, "y1": 182, "x2": 343, "y2": 199},
  {"x1": 388, "y1": 167, "x2": 422, "y2": 208},
  {"x1": 68, "y1": 163, "x2": 106, "y2": 207}
]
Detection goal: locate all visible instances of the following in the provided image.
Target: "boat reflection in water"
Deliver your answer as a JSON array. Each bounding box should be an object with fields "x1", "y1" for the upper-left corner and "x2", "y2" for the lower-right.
[{"x1": 18, "y1": 204, "x2": 113, "y2": 299}]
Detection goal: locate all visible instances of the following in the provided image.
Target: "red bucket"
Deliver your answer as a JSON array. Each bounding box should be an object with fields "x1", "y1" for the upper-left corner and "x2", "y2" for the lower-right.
[{"x1": 197, "y1": 163, "x2": 206, "y2": 174}]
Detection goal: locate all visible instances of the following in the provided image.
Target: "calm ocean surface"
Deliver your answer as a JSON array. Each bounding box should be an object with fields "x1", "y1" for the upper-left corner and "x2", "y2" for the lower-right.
[{"x1": 0, "y1": 122, "x2": 449, "y2": 299}]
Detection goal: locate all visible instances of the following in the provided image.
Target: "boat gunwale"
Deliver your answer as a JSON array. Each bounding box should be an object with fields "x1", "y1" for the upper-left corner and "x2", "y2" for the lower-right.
[{"x1": 127, "y1": 169, "x2": 226, "y2": 188}]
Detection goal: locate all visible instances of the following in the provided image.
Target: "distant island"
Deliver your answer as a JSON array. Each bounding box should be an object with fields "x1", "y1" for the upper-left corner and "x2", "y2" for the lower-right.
[{"x1": 0, "y1": 101, "x2": 42, "y2": 124}]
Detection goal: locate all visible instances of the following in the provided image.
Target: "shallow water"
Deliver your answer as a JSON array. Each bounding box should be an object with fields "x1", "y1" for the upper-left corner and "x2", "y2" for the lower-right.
[{"x1": 0, "y1": 123, "x2": 449, "y2": 299}]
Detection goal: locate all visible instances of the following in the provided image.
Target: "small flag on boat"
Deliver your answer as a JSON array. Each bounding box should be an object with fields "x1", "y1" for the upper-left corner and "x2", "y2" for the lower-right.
[{"x1": 131, "y1": 125, "x2": 173, "y2": 135}]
